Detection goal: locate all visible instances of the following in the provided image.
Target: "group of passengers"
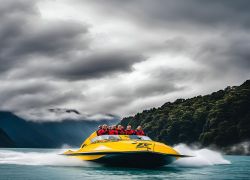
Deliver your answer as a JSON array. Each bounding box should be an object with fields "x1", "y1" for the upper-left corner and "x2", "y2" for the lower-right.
[{"x1": 97, "y1": 124, "x2": 145, "y2": 136}]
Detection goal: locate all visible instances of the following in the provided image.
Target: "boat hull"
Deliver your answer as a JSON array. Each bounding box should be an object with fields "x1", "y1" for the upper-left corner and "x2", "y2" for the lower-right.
[
  {"x1": 65, "y1": 151, "x2": 177, "y2": 168},
  {"x1": 63, "y1": 133, "x2": 185, "y2": 168}
]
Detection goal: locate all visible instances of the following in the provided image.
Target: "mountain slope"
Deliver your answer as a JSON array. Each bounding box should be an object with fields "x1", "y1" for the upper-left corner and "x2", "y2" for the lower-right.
[
  {"x1": 0, "y1": 128, "x2": 15, "y2": 147},
  {"x1": 0, "y1": 111, "x2": 117, "y2": 148},
  {"x1": 120, "y1": 80, "x2": 250, "y2": 148}
]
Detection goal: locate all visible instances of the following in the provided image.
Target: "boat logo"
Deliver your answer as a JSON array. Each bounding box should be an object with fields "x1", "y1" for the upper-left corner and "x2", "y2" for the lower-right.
[{"x1": 136, "y1": 143, "x2": 152, "y2": 150}]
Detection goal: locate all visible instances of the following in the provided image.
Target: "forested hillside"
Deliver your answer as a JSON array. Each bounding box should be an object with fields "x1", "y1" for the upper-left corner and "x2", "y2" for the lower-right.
[{"x1": 120, "y1": 80, "x2": 250, "y2": 148}]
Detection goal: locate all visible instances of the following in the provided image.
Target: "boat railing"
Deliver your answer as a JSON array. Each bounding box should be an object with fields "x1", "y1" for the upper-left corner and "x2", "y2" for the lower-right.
[
  {"x1": 91, "y1": 135, "x2": 121, "y2": 143},
  {"x1": 90, "y1": 135, "x2": 152, "y2": 143}
]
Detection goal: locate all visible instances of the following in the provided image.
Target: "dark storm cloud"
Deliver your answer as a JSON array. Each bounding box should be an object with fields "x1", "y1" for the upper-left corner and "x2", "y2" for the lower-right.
[
  {"x1": 134, "y1": 82, "x2": 183, "y2": 97},
  {"x1": 0, "y1": 1, "x2": 89, "y2": 73},
  {"x1": 86, "y1": 0, "x2": 250, "y2": 29},
  {"x1": 229, "y1": 40, "x2": 250, "y2": 69},
  {"x1": 164, "y1": 37, "x2": 190, "y2": 53},
  {"x1": 0, "y1": 0, "x2": 145, "y2": 81},
  {"x1": 9, "y1": 21, "x2": 88, "y2": 57},
  {"x1": 0, "y1": 80, "x2": 83, "y2": 111},
  {"x1": 7, "y1": 51, "x2": 146, "y2": 81},
  {"x1": 0, "y1": 0, "x2": 36, "y2": 17},
  {"x1": 83, "y1": 0, "x2": 250, "y2": 76},
  {"x1": 109, "y1": 68, "x2": 192, "y2": 101},
  {"x1": 0, "y1": 19, "x2": 89, "y2": 75},
  {"x1": 112, "y1": 81, "x2": 181, "y2": 100},
  {"x1": 0, "y1": 0, "x2": 89, "y2": 79},
  {"x1": 0, "y1": 82, "x2": 54, "y2": 101},
  {"x1": 54, "y1": 51, "x2": 145, "y2": 80},
  {"x1": 194, "y1": 33, "x2": 250, "y2": 75},
  {"x1": 96, "y1": 79, "x2": 185, "y2": 115},
  {"x1": 110, "y1": 0, "x2": 250, "y2": 77}
]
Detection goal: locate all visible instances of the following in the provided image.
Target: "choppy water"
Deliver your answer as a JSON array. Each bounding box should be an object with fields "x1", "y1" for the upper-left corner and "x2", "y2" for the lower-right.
[{"x1": 0, "y1": 145, "x2": 249, "y2": 180}]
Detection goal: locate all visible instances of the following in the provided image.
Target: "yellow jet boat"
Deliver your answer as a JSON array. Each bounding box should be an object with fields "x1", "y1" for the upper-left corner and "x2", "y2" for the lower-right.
[{"x1": 63, "y1": 131, "x2": 188, "y2": 167}]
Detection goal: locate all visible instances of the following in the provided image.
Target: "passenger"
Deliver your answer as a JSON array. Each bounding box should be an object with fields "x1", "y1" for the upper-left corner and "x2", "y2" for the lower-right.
[
  {"x1": 117, "y1": 125, "x2": 125, "y2": 135},
  {"x1": 135, "y1": 126, "x2": 145, "y2": 136},
  {"x1": 98, "y1": 124, "x2": 109, "y2": 135},
  {"x1": 109, "y1": 125, "x2": 118, "y2": 135},
  {"x1": 125, "y1": 125, "x2": 135, "y2": 135},
  {"x1": 96, "y1": 125, "x2": 102, "y2": 135}
]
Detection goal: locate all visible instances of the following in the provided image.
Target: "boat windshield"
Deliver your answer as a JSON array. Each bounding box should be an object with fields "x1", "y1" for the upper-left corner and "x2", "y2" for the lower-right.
[
  {"x1": 129, "y1": 135, "x2": 152, "y2": 141},
  {"x1": 91, "y1": 135, "x2": 121, "y2": 143}
]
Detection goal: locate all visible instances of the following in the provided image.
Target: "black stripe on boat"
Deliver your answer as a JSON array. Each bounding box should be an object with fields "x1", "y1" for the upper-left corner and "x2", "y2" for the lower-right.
[
  {"x1": 63, "y1": 151, "x2": 191, "y2": 167},
  {"x1": 63, "y1": 151, "x2": 190, "y2": 157}
]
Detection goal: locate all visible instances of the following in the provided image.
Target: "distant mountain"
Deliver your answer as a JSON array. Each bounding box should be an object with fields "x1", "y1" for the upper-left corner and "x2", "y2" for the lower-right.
[
  {"x1": 0, "y1": 111, "x2": 118, "y2": 148},
  {"x1": 120, "y1": 80, "x2": 250, "y2": 150},
  {"x1": 0, "y1": 128, "x2": 15, "y2": 147}
]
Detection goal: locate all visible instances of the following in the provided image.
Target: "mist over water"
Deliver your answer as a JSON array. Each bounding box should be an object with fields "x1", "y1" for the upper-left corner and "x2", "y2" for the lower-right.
[
  {"x1": 0, "y1": 144, "x2": 230, "y2": 168},
  {"x1": 227, "y1": 141, "x2": 250, "y2": 155}
]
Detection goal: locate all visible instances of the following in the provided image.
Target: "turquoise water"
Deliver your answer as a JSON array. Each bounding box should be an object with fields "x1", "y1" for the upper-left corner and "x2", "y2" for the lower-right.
[{"x1": 0, "y1": 148, "x2": 249, "y2": 180}]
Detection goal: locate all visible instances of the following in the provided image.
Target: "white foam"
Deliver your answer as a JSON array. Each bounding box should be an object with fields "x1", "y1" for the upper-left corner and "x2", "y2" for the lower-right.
[
  {"x1": 0, "y1": 145, "x2": 231, "y2": 168},
  {"x1": 0, "y1": 149, "x2": 91, "y2": 167},
  {"x1": 173, "y1": 144, "x2": 231, "y2": 167}
]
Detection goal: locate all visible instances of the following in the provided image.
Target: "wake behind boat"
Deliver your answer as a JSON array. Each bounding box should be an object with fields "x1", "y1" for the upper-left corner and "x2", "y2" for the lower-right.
[{"x1": 63, "y1": 131, "x2": 190, "y2": 168}]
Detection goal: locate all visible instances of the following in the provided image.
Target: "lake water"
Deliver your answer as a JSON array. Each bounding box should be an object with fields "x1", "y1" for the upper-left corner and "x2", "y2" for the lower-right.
[{"x1": 0, "y1": 146, "x2": 249, "y2": 180}]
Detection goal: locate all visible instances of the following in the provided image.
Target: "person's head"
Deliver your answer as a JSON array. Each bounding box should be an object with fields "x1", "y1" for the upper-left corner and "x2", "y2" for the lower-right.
[
  {"x1": 137, "y1": 126, "x2": 142, "y2": 130},
  {"x1": 126, "y1": 125, "x2": 132, "y2": 130},
  {"x1": 117, "y1": 125, "x2": 122, "y2": 130},
  {"x1": 102, "y1": 124, "x2": 108, "y2": 130},
  {"x1": 112, "y1": 125, "x2": 116, "y2": 130},
  {"x1": 98, "y1": 125, "x2": 102, "y2": 129}
]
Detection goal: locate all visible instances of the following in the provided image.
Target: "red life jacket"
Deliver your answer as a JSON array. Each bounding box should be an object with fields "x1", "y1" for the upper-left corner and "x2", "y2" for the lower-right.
[
  {"x1": 98, "y1": 129, "x2": 109, "y2": 135},
  {"x1": 117, "y1": 129, "x2": 125, "y2": 135},
  {"x1": 96, "y1": 128, "x2": 102, "y2": 135},
  {"x1": 125, "y1": 129, "x2": 135, "y2": 135},
  {"x1": 135, "y1": 130, "x2": 145, "y2": 136},
  {"x1": 109, "y1": 129, "x2": 118, "y2": 135},
  {"x1": 97, "y1": 129, "x2": 102, "y2": 135}
]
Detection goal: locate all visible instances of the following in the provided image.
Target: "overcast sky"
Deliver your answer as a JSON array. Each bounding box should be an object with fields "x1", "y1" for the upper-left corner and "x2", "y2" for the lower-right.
[{"x1": 0, "y1": 0, "x2": 250, "y2": 121}]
